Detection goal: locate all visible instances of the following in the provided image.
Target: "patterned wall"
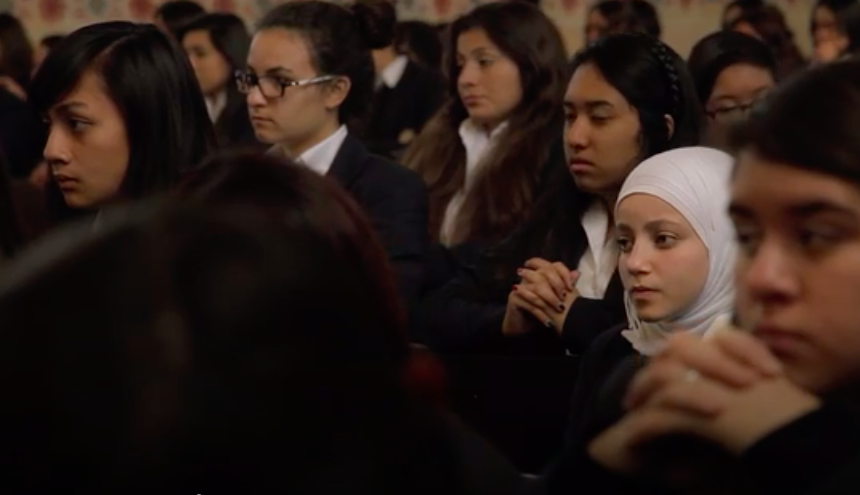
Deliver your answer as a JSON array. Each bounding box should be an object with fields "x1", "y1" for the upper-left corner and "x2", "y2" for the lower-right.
[{"x1": 0, "y1": 0, "x2": 815, "y2": 57}]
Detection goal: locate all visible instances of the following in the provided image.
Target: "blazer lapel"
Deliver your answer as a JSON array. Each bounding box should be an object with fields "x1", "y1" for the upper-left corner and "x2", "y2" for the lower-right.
[{"x1": 327, "y1": 134, "x2": 367, "y2": 189}]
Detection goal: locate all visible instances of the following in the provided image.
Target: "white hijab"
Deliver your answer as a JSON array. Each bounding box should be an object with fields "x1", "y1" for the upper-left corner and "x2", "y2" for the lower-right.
[{"x1": 617, "y1": 147, "x2": 736, "y2": 356}]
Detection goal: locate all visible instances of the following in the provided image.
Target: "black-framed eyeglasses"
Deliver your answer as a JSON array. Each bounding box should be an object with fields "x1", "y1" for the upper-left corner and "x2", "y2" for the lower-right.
[
  {"x1": 706, "y1": 101, "x2": 762, "y2": 124},
  {"x1": 234, "y1": 70, "x2": 338, "y2": 98}
]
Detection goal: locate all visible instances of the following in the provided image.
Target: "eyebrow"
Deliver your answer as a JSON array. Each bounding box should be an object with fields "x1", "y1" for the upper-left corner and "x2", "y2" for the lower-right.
[
  {"x1": 54, "y1": 101, "x2": 89, "y2": 112},
  {"x1": 616, "y1": 219, "x2": 685, "y2": 232},
  {"x1": 730, "y1": 200, "x2": 859, "y2": 220},
  {"x1": 711, "y1": 86, "x2": 771, "y2": 103},
  {"x1": 563, "y1": 99, "x2": 614, "y2": 111},
  {"x1": 247, "y1": 65, "x2": 293, "y2": 76}
]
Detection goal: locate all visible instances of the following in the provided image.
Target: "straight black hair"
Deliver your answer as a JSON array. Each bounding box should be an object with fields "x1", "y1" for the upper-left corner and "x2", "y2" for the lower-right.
[
  {"x1": 155, "y1": 0, "x2": 205, "y2": 38},
  {"x1": 177, "y1": 13, "x2": 250, "y2": 74},
  {"x1": 571, "y1": 33, "x2": 702, "y2": 159},
  {"x1": 687, "y1": 30, "x2": 777, "y2": 105},
  {"x1": 257, "y1": 0, "x2": 393, "y2": 127},
  {"x1": 29, "y1": 22, "x2": 217, "y2": 218},
  {"x1": 0, "y1": 13, "x2": 34, "y2": 90},
  {"x1": 732, "y1": 59, "x2": 860, "y2": 185}
]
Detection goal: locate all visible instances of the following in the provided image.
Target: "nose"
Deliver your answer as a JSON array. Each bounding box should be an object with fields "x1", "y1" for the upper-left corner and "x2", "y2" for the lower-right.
[
  {"x1": 738, "y1": 238, "x2": 800, "y2": 306},
  {"x1": 622, "y1": 241, "x2": 651, "y2": 277},
  {"x1": 246, "y1": 83, "x2": 266, "y2": 108},
  {"x1": 457, "y1": 60, "x2": 479, "y2": 91},
  {"x1": 565, "y1": 115, "x2": 590, "y2": 152},
  {"x1": 43, "y1": 125, "x2": 71, "y2": 168}
]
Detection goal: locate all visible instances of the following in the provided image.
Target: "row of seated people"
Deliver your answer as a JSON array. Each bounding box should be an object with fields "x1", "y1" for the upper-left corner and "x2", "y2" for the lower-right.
[
  {"x1": 1, "y1": 55, "x2": 860, "y2": 493},
  {"x1": 0, "y1": 0, "x2": 852, "y2": 483}
]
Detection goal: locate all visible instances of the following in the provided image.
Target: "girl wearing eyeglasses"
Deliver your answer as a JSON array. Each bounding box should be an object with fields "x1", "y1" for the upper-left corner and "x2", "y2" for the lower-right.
[{"x1": 239, "y1": 0, "x2": 429, "y2": 314}]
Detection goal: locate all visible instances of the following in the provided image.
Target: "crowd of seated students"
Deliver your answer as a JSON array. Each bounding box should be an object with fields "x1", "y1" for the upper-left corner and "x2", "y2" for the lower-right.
[{"x1": 4, "y1": 0, "x2": 860, "y2": 494}]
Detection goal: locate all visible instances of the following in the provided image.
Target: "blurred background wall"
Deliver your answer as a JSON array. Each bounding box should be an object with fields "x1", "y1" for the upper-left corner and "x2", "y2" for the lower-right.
[{"x1": 0, "y1": 0, "x2": 814, "y2": 58}]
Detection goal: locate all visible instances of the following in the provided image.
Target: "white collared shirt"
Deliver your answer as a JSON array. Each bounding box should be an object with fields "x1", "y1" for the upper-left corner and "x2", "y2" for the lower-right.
[
  {"x1": 378, "y1": 55, "x2": 409, "y2": 89},
  {"x1": 576, "y1": 201, "x2": 617, "y2": 299},
  {"x1": 439, "y1": 119, "x2": 509, "y2": 245},
  {"x1": 295, "y1": 125, "x2": 349, "y2": 176},
  {"x1": 205, "y1": 89, "x2": 229, "y2": 123}
]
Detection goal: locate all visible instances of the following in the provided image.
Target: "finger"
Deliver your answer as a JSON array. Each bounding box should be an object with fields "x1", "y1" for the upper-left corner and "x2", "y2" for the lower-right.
[
  {"x1": 709, "y1": 331, "x2": 783, "y2": 377},
  {"x1": 511, "y1": 288, "x2": 554, "y2": 327},
  {"x1": 517, "y1": 270, "x2": 563, "y2": 310},
  {"x1": 625, "y1": 359, "x2": 689, "y2": 409},
  {"x1": 551, "y1": 262, "x2": 576, "y2": 291},
  {"x1": 646, "y1": 376, "x2": 731, "y2": 417},
  {"x1": 588, "y1": 408, "x2": 701, "y2": 474},
  {"x1": 659, "y1": 332, "x2": 765, "y2": 387},
  {"x1": 544, "y1": 262, "x2": 572, "y2": 295},
  {"x1": 618, "y1": 408, "x2": 704, "y2": 452},
  {"x1": 524, "y1": 258, "x2": 551, "y2": 271}
]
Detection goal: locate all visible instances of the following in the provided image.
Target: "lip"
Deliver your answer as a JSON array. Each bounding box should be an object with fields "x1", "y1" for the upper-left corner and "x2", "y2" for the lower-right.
[
  {"x1": 53, "y1": 175, "x2": 79, "y2": 191},
  {"x1": 629, "y1": 286, "x2": 657, "y2": 299},
  {"x1": 753, "y1": 325, "x2": 805, "y2": 353},
  {"x1": 250, "y1": 115, "x2": 273, "y2": 123},
  {"x1": 568, "y1": 158, "x2": 595, "y2": 173},
  {"x1": 461, "y1": 95, "x2": 483, "y2": 106}
]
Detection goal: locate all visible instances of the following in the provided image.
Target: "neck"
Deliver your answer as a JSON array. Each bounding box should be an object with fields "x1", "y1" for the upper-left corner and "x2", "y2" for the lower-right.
[
  {"x1": 373, "y1": 46, "x2": 398, "y2": 74},
  {"x1": 279, "y1": 119, "x2": 341, "y2": 158}
]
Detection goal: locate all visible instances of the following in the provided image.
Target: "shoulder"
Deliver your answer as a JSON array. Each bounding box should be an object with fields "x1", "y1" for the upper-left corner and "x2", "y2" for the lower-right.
[{"x1": 359, "y1": 151, "x2": 426, "y2": 192}]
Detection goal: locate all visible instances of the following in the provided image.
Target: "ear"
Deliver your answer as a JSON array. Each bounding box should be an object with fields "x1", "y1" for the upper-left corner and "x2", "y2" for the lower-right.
[
  {"x1": 664, "y1": 114, "x2": 675, "y2": 142},
  {"x1": 323, "y1": 76, "x2": 351, "y2": 112}
]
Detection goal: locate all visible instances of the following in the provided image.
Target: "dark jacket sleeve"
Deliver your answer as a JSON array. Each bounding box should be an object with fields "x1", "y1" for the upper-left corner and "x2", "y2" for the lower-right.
[
  {"x1": 413, "y1": 258, "x2": 510, "y2": 351},
  {"x1": 742, "y1": 405, "x2": 860, "y2": 495},
  {"x1": 560, "y1": 294, "x2": 625, "y2": 354},
  {"x1": 363, "y1": 163, "x2": 430, "y2": 315}
]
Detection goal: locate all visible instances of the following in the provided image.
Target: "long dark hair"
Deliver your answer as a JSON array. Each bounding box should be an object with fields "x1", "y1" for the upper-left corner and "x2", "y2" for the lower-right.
[
  {"x1": 687, "y1": 30, "x2": 777, "y2": 105},
  {"x1": 178, "y1": 13, "x2": 250, "y2": 76},
  {"x1": 813, "y1": 0, "x2": 860, "y2": 54},
  {"x1": 731, "y1": 59, "x2": 860, "y2": 185},
  {"x1": 588, "y1": 0, "x2": 662, "y2": 39},
  {"x1": 403, "y1": 1, "x2": 569, "y2": 245},
  {"x1": 0, "y1": 169, "x2": 461, "y2": 494},
  {"x1": 257, "y1": 0, "x2": 393, "y2": 130},
  {"x1": 154, "y1": 0, "x2": 205, "y2": 38},
  {"x1": 732, "y1": 5, "x2": 806, "y2": 78},
  {"x1": 29, "y1": 22, "x2": 217, "y2": 220},
  {"x1": 488, "y1": 33, "x2": 701, "y2": 284},
  {"x1": 0, "y1": 13, "x2": 34, "y2": 90}
]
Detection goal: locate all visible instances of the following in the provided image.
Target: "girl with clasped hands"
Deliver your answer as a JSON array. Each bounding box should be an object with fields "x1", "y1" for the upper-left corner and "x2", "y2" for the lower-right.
[{"x1": 587, "y1": 60, "x2": 860, "y2": 495}]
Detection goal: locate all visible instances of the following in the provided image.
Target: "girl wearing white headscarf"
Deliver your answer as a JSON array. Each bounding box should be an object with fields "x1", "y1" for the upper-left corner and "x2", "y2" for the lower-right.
[
  {"x1": 544, "y1": 147, "x2": 736, "y2": 494},
  {"x1": 618, "y1": 146, "x2": 736, "y2": 356}
]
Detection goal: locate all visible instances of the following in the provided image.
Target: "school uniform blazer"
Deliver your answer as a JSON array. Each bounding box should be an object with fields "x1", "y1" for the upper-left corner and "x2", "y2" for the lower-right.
[
  {"x1": 326, "y1": 135, "x2": 429, "y2": 313},
  {"x1": 364, "y1": 60, "x2": 446, "y2": 159}
]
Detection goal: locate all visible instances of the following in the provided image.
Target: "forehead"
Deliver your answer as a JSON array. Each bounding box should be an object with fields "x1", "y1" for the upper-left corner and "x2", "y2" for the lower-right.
[
  {"x1": 456, "y1": 28, "x2": 499, "y2": 54},
  {"x1": 732, "y1": 151, "x2": 860, "y2": 212},
  {"x1": 564, "y1": 62, "x2": 629, "y2": 107},
  {"x1": 182, "y1": 29, "x2": 213, "y2": 45},
  {"x1": 51, "y1": 70, "x2": 113, "y2": 111},
  {"x1": 248, "y1": 28, "x2": 315, "y2": 74},
  {"x1": 710, "y1": 63, "x2": 774, "y2": 99}
]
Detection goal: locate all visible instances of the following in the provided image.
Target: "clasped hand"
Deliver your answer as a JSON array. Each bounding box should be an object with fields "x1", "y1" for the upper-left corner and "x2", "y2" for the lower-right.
[
  {"x1": 502, "y1": 258, "x2": 579, "y2": 336},
  {"x1": 589, "y1": 330, "x2": 821, "y2": 474}
]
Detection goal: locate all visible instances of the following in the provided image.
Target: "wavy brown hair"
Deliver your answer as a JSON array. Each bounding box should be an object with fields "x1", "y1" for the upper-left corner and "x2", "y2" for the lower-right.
[{"x1": 402, "y1": 2, "x2": 568, "y2": 245}]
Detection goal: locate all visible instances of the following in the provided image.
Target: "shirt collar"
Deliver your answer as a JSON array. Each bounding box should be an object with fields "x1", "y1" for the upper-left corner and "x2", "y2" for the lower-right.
[
  {"x1": 379, "y1": 55, "x2": 409, "y2": 89},
  {"x1": 205, "y1": 89, "x2": 229, "y2": 123},
  {"x1": 295, "y1": 125, "x2": 349, "y2": 176}
]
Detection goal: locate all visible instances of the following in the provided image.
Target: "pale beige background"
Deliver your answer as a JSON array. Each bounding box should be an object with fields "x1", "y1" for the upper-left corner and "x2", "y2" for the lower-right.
[{"x1": 8, "y1": 0, "x2": 816, "y2": 59}]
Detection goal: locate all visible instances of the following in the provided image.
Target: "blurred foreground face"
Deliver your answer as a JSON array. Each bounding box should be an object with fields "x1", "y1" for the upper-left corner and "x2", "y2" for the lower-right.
[{"x1": 731, "y1": 152, "x2": 860, "y2": 394}]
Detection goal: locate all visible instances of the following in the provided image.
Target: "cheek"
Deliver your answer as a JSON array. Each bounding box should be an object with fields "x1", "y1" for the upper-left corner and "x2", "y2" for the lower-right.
[{"x1": 663, "y1": 244, "x2": 709, "y2": 301}]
